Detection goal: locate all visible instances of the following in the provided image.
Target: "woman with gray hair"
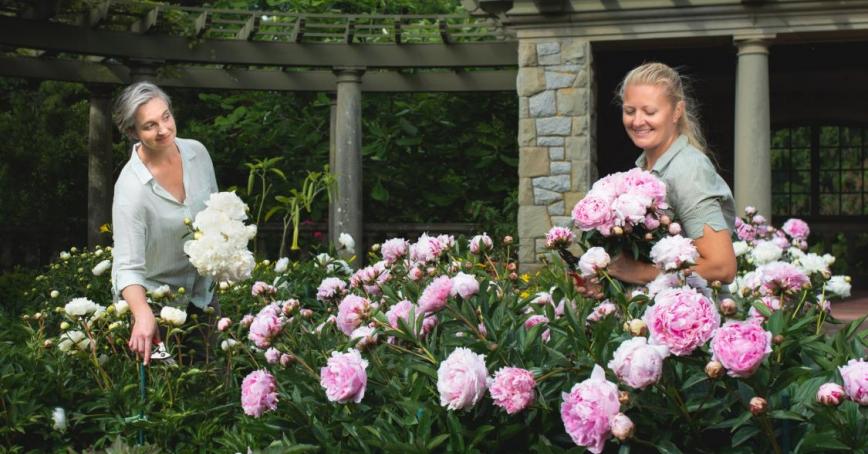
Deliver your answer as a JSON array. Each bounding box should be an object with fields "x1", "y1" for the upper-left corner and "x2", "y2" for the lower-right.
[{"x1": 110, "y1": 82, "x2": 218, "y2": 365}]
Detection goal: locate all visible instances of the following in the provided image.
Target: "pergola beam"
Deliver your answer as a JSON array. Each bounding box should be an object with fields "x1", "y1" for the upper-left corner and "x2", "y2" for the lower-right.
[
  {"x1": 0, "y1": 56, "x2": 517, "y2": 92},
  {"x1": 0, "y1": 16, "x2": 517, "y2": 68},
  {"x1": 130, "y1": 7, "x2": 160, "y2": 34}
]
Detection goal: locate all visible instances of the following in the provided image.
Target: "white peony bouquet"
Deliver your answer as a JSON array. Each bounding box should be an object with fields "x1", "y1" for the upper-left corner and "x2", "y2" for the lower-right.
[{"x1": 184, "y1": 192, "x2": 256, "y2": 283}]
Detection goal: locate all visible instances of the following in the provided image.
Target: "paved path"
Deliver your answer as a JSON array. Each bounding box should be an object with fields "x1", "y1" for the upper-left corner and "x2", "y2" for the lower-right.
[{"x1": 828, "y1": 289, "x2": 868, "y2": 334}]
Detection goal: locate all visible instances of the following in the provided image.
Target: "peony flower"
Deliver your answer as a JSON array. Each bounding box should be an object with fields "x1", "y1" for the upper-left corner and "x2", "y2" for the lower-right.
[
  {"x1": 437, "y1": 347, "x2": 488, "y2": 411},
  {"x1": 751, "y1": 240, "x2": 783, "y2": 265},
  {"x1": 736, "y1": 222, "x2": 757, "y2": 242},
  {"x1": 612, "y1": 193, "x2": 652, "y2": 225},
  {"x1": 205, "y1": 191, "x2": 247, "y2": 220},
  {"x1": 317, "y1": 277, "x2": 348, "y2": 302},
  {"x1": 586, "y1": 301, "x2": 617, "y2": 323},
  {"x1": 350, "y1": 326, "x2": 378, "y2": 350},
  {"x1": 748, "y1": 296, "x2": 781, "y2": 320},
  {"x1": 240, "y1": 314, "x2": 255, "y2": 328},
  {"x1": 248, "y1": 305, "x2": 283, "y2": 348},
  {"x1": 381, "y1": 238, "x2": 410, "y2": 264},
  {"x1": 64, "y1": 297, "x2": 100, "y2": 317},
  {"x1": 450, "y1": 272, "x2": 480, "y2": 300},
  {"x1": 642, "y1": 287, "x2": 720, "y2": 356},
  {"x1": 336, "y1": 295, "x2": 371, "y2": 336},
  {"x1": 58, "y1": 330, "x2": 91, "y2": 353},
  {"x1": 524, "y1": 314, "x2": 552, "y2": 343},
  {"x1": 185, "y1": 192, "x2": 256, "y2": 283},
  {"x1": 733, "y1": 241, "x2": 750, "y2": 257},
  {"x1": 91, "y1": 259, "x2": 111, "y2": 276},
  {"x1": 159, "y1": 306, "x2": 187, "y2": 326},
  {"x1": 607, "y1": 337, "x2": 670, "y2": 389},
  {"x1": 418, "y1": 275, "x2": 453, "y2": 314},
  {"x1": 52, "y1": 407, "x2": 67, "y2": 432},
  {"x1": 531, "y1": 291, "x2": 553, "y2": 306},
  {"x1": 274, "y1": 257, "x2": 289, "y2": 273},
  {"x1": 826, "y1": 275, "x2": 852, "y2": 298},
  {"x1": 217, "y1": 317, "x2": 232, "y2": 332},
  {"x1": 710, "y1": 320, "x2": 772, "y2": 377},
  {"x1": 265, "y1": 347, "x2": 281, "y2": 364},
  {"x1": 560, "y1": 364, "x2": 621, "y2": 453},
  {"x1": 320, "y1": 349, "x2": 368, "y2": 404},
  {"x1": 469, "y1": 233, "x2": 493, "y2": 255},
  {"x1": 621, "y1": 168, "x2": 667, "y2": 206},
  {"x1": 489, "y1": 367, "x2": 536, "y2": 414},
  {"x1": 251, "y1": 281, "x2": 276, "y2": 297},
  {"x1": 410, "y1": 233, "x2": 444, "y2": 263},
  {"x1": 838, "y1": 359, "x2": 868, "y2": 405},
  {"x1": 221, "y1": 339, "x2": 239, "y2": 351},
  {"x1": 241, "y1": 370, "x2": 278, "y2": 417},
  {"x1": 795, "y1": 253, "x2": 828, "y2": 276},
  {"x1": 338, "y1": 233, "x2": 355, "y2": 254},
  {"x1": 756, "y1": 262, "x2": 811, "y2": 295},
  {"x1": 578, "y1": 247, "x2": 610, "y2": 277},
  {"x1": 115, "y1": 300, "x2": 129, "y2": 316},
  {"x1": 572, "y1": 196, "x2": 615, "y2": 235},
  {"x1": 816, "y1": 382, "x2": 845, "y2": 406},
  {"x1": 781, "y1": 218, "x2": 810, "y2": 240},
  {"x1": 650, "y1": 235, "x2": 698, "y2": 271},
  {"x1": 349, "y1": 261, "x2": 390, "y2": 296},
  {"x1": 545, "y1": 226, "x2": 575, "y2": 249},
  {"x1": 611, "y1": 413, "x2": 635, "y2": 441}
]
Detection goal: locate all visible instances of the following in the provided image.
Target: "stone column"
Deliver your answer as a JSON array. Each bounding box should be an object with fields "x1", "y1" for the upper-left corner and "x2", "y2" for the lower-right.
[
  {"x1": 128, "y1": 60, "x2": 160, "y2": 82},
  {"x1": 87, "y1": 84, "x2": 114, "y2": 248},
  {"x1": 328, "y1": 93, "x2": 337, "y2": 247},
  {"x1": 332, "y1": 68, "x2": 365, "y2": 265},
  {"x1": 516, "y1": 37, "x2": 595, "y2": 273},
  {"x1": 733, "y1": 36, "x2": 773, "y2": 217}
]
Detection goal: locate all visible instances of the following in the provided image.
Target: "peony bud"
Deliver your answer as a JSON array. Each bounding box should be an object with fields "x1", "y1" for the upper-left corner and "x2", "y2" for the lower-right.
[
  {"x1": 668, "y1": 222, "x2": 682, "y2": 236},
  {"x1": 612, "y1": 226, "x2": 624, "y2": 236},
  {"x1": 193, "y1": 231, "x2": 203, "y2": 240},
  {"x1": 749, "y1": 397, "x2": 768, "y2": 415},
  {"x1": 300, "y1": 308, "x2": 314, "y2": 319},
  {"x1": 506, "y1": 262, "x2": 517, "y2": 272},
  {"x1": 628, "y1": 319, "x2": 648, "y2": 337},
  {"x1": 280, "y1": 353, "x2": 295, "y2": 366},
  {"x1": 772, "y1": 335, "x2": 784, "y2": 345},
  {"x1": 745, "y1": 206, "x2": 757, "y2": 216},
  {"x1": 711, "y1": 280, "x2": 722, "y2": 289},
  {"x1": 618, "y1": 391, "x2": 631, "y2": 406},
  {"x1": 371, "y1": 243, "x2": 381, "y2": 252},
  {"x1": 659, "y1": 215, "x2": 671, "y2": 226},
  {"x1": 611, "y1": 413, "x2": 635, "y2": 441},
  {"x1": 508, "y1": 272, "x2": 519, "y2": 281},
  {"x1": 184, "y1": 217, "x2": 192, "y2": 225},
  {"x1": 43, "y1": 339, "x2": 54, "y2": 349},
  {"x1": 705, "y1": 361, "x2": 725, "y2": 379},
  {"x1": 719, "y1": 298, "x2": 737, "y2": 316},
  {"x1": 50, "y1": 290, "x2": 60, "y2": 299},
  {"x1": 503, "y1": 235, "x2": 514, "y2": 245},
  {"x1": 219, "y1": 281, "x2": 229, "y2": 291},
  {"x1": 816, "y1": 383, "x2": 845, "y2": 406},
  {"x1": 644, "y1": 232, "x2": 653, "y2": 241},
  {"x1": 178, "y1": 287, "x2": 186, "y2": 295}
]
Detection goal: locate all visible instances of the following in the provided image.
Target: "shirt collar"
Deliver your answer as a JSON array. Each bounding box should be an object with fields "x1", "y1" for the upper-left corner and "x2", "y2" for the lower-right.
[
  {"x1": 129, "y1": 140, "x2": 195, "y2": 184},
  {"x1": 634, "y1": 134, "x2": 689, "y2": 174}
]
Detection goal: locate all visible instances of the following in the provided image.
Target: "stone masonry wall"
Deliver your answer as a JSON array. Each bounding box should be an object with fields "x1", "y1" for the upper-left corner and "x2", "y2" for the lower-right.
[{"x1": 516, "y1": 38, "x2": 597, "y2": 273}]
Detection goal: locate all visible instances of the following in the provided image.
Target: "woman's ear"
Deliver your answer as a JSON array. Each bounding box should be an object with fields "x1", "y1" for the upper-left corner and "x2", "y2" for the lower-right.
[{"x1": 674, "y1": 100, "x2": 686, "y2": 123}]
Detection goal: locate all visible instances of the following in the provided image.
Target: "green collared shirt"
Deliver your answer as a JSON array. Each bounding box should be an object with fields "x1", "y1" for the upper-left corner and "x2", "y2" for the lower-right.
[
  {"x1": 635, "y1": 135, "x2": 735, "y2": 239},
  {"x1": 111, "y1": 138, "x2": 218, "y2": 309}
]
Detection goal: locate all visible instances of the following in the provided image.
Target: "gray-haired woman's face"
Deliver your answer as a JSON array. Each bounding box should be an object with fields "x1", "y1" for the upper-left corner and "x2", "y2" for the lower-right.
[{"x1": 132, "y1": 97, "x2": 176, "y2": 153}]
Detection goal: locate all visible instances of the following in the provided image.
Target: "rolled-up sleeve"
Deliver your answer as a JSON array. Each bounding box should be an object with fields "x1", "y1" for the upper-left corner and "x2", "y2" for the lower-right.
[
  {"x1": 670, "y1": 156, "x2": 731, "y2": 240},
  {"x1": 111, "y1": 199, "x2": 148, "y2": 296}
]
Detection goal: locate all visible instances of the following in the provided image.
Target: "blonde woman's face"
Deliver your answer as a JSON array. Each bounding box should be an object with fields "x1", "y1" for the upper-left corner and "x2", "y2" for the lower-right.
[{"x1": 621, "y1": 83, "x2": 683, "y2": 156}]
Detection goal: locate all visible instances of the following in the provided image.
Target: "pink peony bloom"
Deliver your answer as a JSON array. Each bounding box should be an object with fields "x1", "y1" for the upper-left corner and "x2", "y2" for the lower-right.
[
  {"x1": 817, "y1": 382, "x2": 846, "y2": 406},
  {"x1": 612, "y1": 193, "x2": 652, "y2": 226},
  {"x1": 621, "y1": 168, "x2": 667, "y2": 206},
  {"x1": 736, "y1": 222, "x2": 757, "y2": 242},
  {"x1": 418, "y1": 275, "x2": 453, "y2": 314},
  {"x1": 781, "y1": 218, "x2": 810, "y2": 240},
  {"x1": 316, "y1": 277, "x2": 348, "y2": 302},
  {"x1": 572, "y1": 196, "x2": 615, "y2": 235},
  {"x1": 241, "y1": 370, "x2": 279, "y2": 417},
  {"x1": 350, "y1": 261, "x2": 391, "y2": 296},
  {"x1": 610, "y1": 413, "x2": 635, "y2": 441},
  {"x1": 450, "y1": 272, "x2": 480, "y2": 300},
  {"x1": 748, "y1": 296, "x2": 781, "y2": 320},
  {"x1": 251, "y1": 281, "x2": 276, "y2": 298},
  {"x1": 336, "y1": 295, "x2": 371, "y2": 336},
  {"x1": 240, "y1": 314, "x2": 254, "y2": 328},
  {"x1": 350, "y1": 326, "x2": 378, "y2": 350},
  {"x1": 217, "y1": 317, "x2": 231, "y2": 332},
  {"x1": 320, "y1": 349, "x2": 368, "y2": 404},
  {"x1": 489, "y1": 367, "x2": 536, "y2": 414},
  {"x1": 607, "y1": 337, "x2": 670, "y2": 389},
  {"x1": 586, "y1": 301, "x2": 617, "y2": 322},
  {"x1": 524, "y1": 314, "x2": 551, "y2": 342},
  {"x1": 839, "y1": 359, "x2": 868, "y2": 405},
  {"x1": 545, "y1": 226, "x2": 575, "y2": 249},
  {"x1": 408, "y1": 266, "x2": 424, "y2": 281},
  {"x1": 578, "y1": 247, "x2": 611, "y2": 277},
  {"x1": 711, "y1": 320, "x2": 772, "y2": 377},
  {"x1": 644, "y1": 214, "x2": 661, "y2": 230},
  {"x1": 386, "y1": 300, "x2": 415, "y2": 330},
  {"x1": 265, "y1": 347, "x2": 281, "y2": 364},
  {"x1": 756, "y1": 262, "x2": 811, "y2": 295},
  {"x1": 248, "y1": 305, "x2": 284, "y2": 348},
  {"x1": 560, "y1": 364, "x2": 621, "y2": 454},
  {"x1": 650, "y1": 235, "x2": 698, "y2": 271},
  {"x1": 381, "y1": 238, "x2": 410, "y2": 264},
  {"x1": 642, "y1": 287, "x2": 720, "y2": 356},
  {"x1": 437, "y1": 347, "x2": 488, "y2": 411},
  {"x1": 409, "y1": 233, "x2": 444, "y2": 263},
  {"x1": 420, "y1": 315, "x2": 439, "y2": 338},
  {"x1": 531, "y1": 292, "x2": 554, "y2": 306},
  {"x1": 469, "y1": 233, "x2": 493, "y2": 255}
]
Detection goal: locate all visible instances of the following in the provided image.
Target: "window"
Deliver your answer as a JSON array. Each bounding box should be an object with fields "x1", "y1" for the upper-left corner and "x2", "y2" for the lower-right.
[{"x1": 771, "y1": 125, "x2": 867, "y2": 217}]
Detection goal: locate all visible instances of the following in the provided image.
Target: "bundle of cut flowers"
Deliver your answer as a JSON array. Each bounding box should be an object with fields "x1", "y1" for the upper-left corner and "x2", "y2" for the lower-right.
[{"x1": 184, "y1": 191, "x2": 257, "y2": 284}]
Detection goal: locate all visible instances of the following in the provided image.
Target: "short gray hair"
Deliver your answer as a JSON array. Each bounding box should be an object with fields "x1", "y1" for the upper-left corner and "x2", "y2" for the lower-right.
[{"x1": 112, "y1": 82, "x2": 172, "y2": 140}]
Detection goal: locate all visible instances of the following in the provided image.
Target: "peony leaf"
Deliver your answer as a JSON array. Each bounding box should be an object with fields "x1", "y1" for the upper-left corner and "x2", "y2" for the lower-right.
[
  {"x1": 426, "y1": 434, "x2": 450, "y2": 450},
  {"x1": 795, "y1": 430, "x2": 852, "y2": 452},
  {"x1": 732, "y1": 424, "x2": 761, "y2": 447},
  {"x1": 749, "y1": 299, "x2": 773, "y2": 318}
]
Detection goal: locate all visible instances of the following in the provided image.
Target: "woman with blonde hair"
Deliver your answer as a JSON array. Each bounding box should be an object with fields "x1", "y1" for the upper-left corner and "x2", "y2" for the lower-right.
[{"x1": 607, "y1": 62, "x2": 737, "y2": 285}]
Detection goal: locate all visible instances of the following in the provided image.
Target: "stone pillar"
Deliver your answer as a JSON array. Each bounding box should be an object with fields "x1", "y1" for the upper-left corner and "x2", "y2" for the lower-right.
[
  {"x1": 328, "y1": 93, "x2": 337, "y2": 247},
  {"x1": 516, "y1": 38, "x2": 595, "y2": 273},
  {"x1": 128, "y1": 60, "x2": 159, "y2": 82},
  {"x1": 332, "y1": 68, "x2": 365, "y2": 265},
  {"x1": 733, "y1": 37, "x2": 773, "y2": 217},
  {"x1": 87, "y1": 84, "x2": 114, "y2": 248}
]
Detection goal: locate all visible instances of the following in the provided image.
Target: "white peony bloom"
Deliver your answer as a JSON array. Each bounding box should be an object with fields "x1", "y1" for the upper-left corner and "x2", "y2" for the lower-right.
[
  {"x1": 826, "y1": 276, "x2": 851, "y2": 298},
  {"x1": 274, "y1": 257, "x2": 289, "y2": 273},
  {"x1": 90, "y1": 260, "x2": 112, "y2": 276},
  {"x1": 59, "y1": 251, "x2": 70, "y2": 260},
  {"x1": 787, "y1": 247, "x2": 805, "y2": 260},
  {"x1": 58, "y1": 330, "x2": 91, "y2": 353},
  {"x1": 751, "y1": 240, "x2": 783, "y2": 265},
  {"x1": 89, "y1": 305, "x2": 107, "y2": 323},
  {"x1": 338, "y1": 233, "x2": 356, "y2": 254},
  {"x1": 823, "y1": 254, "x2": 836, "y2": 265},
  {"x1": 159, "y1": 306, "x2": 188, "y2": 326},
  {"x1": 115, "y1": 300, "x2": 129, "y2": 316},
  {"x1": 732, "y1": 241, "x2": 750, "y2": 257},
  {"x1": 64, "y1": 298, "x2": 100, "y2": 317},
  {"x1": 204, "y1": 191, "x2": 248, "y2": 221},
  {"x1": 151, "y1": 285, "x2": 171, "y2": 299},
  {"x1": 796, "y1": 253, "x2": 829, "y2": 275},
  {"x1": 221, "y1": 339, "x2": 239, "y2": 351},
  {"x1": 52, "y1": 407, "x2": 67, "y2": 432},
  {"x1": 50, "y1": 290, "x2": 60, "y2": 299}
]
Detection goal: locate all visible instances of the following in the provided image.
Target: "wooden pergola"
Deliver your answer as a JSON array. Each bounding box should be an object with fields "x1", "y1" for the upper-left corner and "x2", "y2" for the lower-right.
[{"x1": 0, "y1": 0, "x2": 519, "y2": 254}]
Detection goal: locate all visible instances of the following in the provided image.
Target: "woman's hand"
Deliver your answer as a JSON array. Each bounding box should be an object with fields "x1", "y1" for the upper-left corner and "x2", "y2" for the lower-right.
[
  {"x1": 129, "y1": 308, "x2": 160, "y2": 365},
  {"x1": 607, "y1": 253, "x2": 661, "y2": 285}
]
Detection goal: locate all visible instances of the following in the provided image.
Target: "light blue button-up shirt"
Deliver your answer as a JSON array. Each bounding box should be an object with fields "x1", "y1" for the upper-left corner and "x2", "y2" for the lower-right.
[
  {"x1": 635, "y1": 135, "x2": 736, "y2": 239},
  {"x1": 111, "y1": 138, "x2": 218, "y2": 309}
]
